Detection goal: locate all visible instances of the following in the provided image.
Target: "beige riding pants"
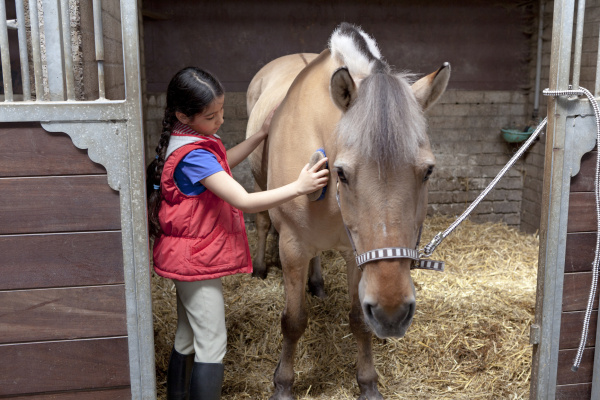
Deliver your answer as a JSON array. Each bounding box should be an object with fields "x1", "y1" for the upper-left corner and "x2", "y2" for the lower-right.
[{"x1": 172, "y1": 278, "x2": 227, "y2": 363}]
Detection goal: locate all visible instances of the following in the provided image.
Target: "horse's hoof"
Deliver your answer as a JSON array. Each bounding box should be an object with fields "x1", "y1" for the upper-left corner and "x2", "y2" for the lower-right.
[
  {"x1": 307, "y1": 279, "x2": 327, "y2": 299},
  {"x1": 269, "y1": 388, "x2": 295, "y2": 400},
  {"x1": 358, "y1": 389, "x2": 384, "y2": 400},
  {"x1": 251, "y1": 263, "x2": 268, "y2": 279}
]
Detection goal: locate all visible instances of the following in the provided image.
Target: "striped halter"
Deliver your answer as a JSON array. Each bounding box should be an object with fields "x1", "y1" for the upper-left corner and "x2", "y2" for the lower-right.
[{"x1": 335, "y1": 180, "x2": 444, "y2": 272}]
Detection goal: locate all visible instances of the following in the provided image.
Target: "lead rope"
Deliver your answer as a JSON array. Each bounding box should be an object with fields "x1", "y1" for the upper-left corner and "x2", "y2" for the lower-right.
[
  {"x1": 421, "y1": 116, "x2": 548, "y2": 258},
  {"x1": 419, "y1": 86, "x2": 600, "y2": 372},
  {"x1": 542, "y1": 86, "x2": 600, "y2": 372}
]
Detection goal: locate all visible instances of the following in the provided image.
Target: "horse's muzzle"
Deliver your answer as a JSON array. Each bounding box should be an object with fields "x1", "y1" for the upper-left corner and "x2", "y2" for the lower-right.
[{"x1": 362, "y1": 298, "x2": 415, "y2": 338}]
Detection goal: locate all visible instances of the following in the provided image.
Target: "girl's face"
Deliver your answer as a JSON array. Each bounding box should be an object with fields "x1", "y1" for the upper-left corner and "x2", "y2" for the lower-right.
[{"x1": 177, "y1": 95, "x2": 225, "y2": 136}]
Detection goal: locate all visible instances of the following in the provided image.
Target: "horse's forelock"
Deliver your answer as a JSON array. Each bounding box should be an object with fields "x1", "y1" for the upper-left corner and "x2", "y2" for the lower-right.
[{"x1": 336, "y1": 73, "x2": 427, "y2": 172}]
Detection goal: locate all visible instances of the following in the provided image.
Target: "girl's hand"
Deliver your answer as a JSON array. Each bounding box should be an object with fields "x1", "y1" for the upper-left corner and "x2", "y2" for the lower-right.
[
  {"x1": 257, "y1": 104, "x2": 279, "y2": 140},
  {"x1": 295, "y1": 157, "x2": 329, "y2": 195}
]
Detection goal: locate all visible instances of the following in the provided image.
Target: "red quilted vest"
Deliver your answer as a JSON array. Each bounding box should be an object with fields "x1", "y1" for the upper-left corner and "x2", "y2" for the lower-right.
[{"x1": 153, "y1": 133, "x2": 252, "y2": 281}]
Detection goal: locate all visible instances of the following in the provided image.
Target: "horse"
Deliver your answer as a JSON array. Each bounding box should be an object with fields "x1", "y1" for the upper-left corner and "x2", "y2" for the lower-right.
[{"x1": 245, "y1": 22, "x2": 450, "y2": 399}]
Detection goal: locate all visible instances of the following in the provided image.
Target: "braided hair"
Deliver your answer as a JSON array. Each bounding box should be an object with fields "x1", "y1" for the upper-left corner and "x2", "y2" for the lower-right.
[{"x1": 146, "y1": 67, "x2": 224, "y2": 238}]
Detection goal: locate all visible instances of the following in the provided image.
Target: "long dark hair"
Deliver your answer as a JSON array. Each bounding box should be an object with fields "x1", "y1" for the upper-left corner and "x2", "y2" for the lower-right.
[{"x1": 146, "y1": 67, "x2": 224, "y2": 238}]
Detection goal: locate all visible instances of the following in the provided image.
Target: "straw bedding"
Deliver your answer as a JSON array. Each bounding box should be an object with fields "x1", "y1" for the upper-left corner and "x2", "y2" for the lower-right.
[{"x1": 152, "y1": 214, "x2": 538, "y2": 399}]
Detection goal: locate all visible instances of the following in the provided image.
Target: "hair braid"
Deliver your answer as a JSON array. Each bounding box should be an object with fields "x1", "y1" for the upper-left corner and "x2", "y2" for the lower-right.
[{"x1": 146, "y1": 107, "x2": 177, "y2": 238}]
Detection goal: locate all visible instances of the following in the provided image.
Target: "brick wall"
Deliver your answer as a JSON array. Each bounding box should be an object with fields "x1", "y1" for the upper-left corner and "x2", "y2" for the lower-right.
[
  {"x1": 427, "y1": 89, "x2": 530, "y2": 226},
  {"x1": 144, "y1": 89, "x2": 533, "y2": 227}
]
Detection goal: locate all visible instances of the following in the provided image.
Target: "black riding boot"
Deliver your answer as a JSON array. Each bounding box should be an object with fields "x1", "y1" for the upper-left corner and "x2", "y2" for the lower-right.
[
  {"x1": 166, "y1": 348, "x2": 195, "y2": 400},
  {"x1": 189, "y1": 362, "x2": 224, "y2": 400}
]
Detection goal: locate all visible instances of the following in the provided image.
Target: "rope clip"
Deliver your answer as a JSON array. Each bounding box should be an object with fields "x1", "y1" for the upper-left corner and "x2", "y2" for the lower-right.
[{"x1": 421, "y1": 232, "x2": 443, "y2": 258}]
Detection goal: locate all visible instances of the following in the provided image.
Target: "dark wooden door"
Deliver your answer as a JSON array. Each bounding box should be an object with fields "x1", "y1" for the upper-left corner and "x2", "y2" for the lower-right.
[{"x1": 0, "y1": 123, "x2": 131, "y2": 398}]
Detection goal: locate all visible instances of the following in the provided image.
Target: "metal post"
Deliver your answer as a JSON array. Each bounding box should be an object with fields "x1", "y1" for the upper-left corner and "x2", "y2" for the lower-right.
[
  {"x1": 530, "y1": 0, "x2": 576, "y2": 398},
  {"x1": 92, "y1": 0, "x2": 105, "y2": 99},
  {"x1": 0, "y1": 0, "x2": 14, "y2": 101},
  {"x1": 28, "y1": 0, "x2": 43, "y2": 100},
  {"x1": 533, "y1": 1, "x2": 545, "y2": 118},
  {"x1": 42, "y1": 0, "x2": 65, "y2": 101},
  {"x1": 595, "y1": 25, "x2": 600, "y2": 97},
  {"x1": 59, "y1": 0, "x2": 74, "y2": 100},
  {"x1": 120, "y1": 0, "x2": 156, "y2": 396},
  {"x1": 572, "y1": 0, "x2": 586, "y2": 89},
  {"x1": 15, "y1": 0, "x2": 30, "y2": 100}
]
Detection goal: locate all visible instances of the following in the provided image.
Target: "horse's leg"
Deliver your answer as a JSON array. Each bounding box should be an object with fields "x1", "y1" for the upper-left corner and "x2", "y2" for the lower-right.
[
  {"x1": 342, "y1": 251, "x2": 384, "y2": 400},
  {"x1": 307, "y1": 255, "x2": 326, "y2": 299},
  {"x1": 267, "y1": 224, "x2": 280, "y2": 268},
  {"x1": 270, "y1": 234, "x2": 311, "y2": 400},
  {"x1": 252, "y1": 206, "x2": 271, "y2": 279}
]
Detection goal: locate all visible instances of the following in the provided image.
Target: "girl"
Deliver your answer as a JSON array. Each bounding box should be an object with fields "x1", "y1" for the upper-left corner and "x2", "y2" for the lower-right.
[{"x1": 146, "y1": 66, "x2": 328, "y2": 400}]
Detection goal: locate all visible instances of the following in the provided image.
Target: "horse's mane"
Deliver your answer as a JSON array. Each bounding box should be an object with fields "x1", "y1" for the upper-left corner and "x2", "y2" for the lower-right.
[
  {"x1": 329, "y1": 22, "x2": 385, "y2": 77},
  {"x1": 329, "y1": 23, "x2": 427, "y2": 171}
]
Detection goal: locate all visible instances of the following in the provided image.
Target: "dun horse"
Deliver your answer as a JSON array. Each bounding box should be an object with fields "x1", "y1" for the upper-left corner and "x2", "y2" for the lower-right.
[{"x1": 246, "y1": 23, "x2": 450, "y2": 399}]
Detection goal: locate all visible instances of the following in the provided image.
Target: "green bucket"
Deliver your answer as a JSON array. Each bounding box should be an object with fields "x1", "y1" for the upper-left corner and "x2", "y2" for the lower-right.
[{"x1": 501, "y1": 127, "x2": 535, "y2": 143}]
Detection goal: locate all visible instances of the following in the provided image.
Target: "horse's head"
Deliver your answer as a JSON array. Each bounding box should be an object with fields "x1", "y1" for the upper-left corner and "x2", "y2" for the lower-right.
[{"x1": 330, "y1": 59, "x2": 450, "y2": 338}]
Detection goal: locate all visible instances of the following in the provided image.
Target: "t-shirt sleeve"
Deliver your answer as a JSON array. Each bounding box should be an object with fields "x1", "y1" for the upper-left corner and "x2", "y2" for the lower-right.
[{"x1": 178, "y1": 149, "x2": 224, "y2": 184}]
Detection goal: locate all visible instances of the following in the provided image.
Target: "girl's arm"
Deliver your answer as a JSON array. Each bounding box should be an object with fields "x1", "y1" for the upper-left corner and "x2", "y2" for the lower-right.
[
  {"x1": 226, "y1": 107, "x2": 276, "y2": 169},
  {"x1": 202, "y1": 157, "x2": 329, "y2": 214}
]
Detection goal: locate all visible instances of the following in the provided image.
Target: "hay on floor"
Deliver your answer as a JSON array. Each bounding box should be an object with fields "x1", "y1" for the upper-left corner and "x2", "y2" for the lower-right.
[{"x1": 152, "y1": 214, "x2": 538, "y2": 399}]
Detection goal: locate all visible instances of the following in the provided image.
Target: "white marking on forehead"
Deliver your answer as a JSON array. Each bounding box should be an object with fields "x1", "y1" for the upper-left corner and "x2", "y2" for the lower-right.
[{"x1": 382, "y1": 223, "x2": 387, "y2": 237}]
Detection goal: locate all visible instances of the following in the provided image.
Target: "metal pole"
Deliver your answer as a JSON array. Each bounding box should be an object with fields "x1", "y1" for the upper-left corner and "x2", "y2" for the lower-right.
[
  {"x1": 533, "y1": 1, "x2": 545, "y2": 118},
  {"x1": 120, "y1": 0, "x2": 156, "y2": 396},
  {"x1": 0, "y1": 0, "x2": 14, "y2": 101},
  {"x1": 595, "y1": 25, "x2": 600, "y2": 97},
  {"x1": 92, "y1": 0, "x2": 105, "y2": 99},
  {"x1": 572, "y1": 0, "x2": 586, "y2": 89},
  {"x1": 530, "y1": 0, "x2": 576, "y2": 398},
  {"x1": 15, "y1": 0, "x2": 31, "y2": 100},
  {"x1": 59, "y1": 0, "x2": 74, "y2": 100},
  {"x1": 42, "y1": 0, "x2": 65, "y2": 101},
  {"x1": 28, "y1": 0, "x2": 43, "y2": 100}
]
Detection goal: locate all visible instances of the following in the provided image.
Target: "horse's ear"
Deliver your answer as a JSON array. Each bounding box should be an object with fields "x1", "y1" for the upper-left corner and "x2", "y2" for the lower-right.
[
  {"x1": 411, "y1": 62, "x2": 451, "y2": 110},
  {"x1": 330, "y1": 67, "x2": 357, "y2": 111}
]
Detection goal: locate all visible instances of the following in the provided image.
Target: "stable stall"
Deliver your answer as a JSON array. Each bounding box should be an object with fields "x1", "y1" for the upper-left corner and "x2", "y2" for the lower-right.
[{"x1": 0, "y1": 0, "x2": 154, "y2": 398}]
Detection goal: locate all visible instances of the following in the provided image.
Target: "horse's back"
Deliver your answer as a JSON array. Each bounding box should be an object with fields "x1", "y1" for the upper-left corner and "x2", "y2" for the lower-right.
[
  {"x1": 246, "y1": 53, "x2": 318, "y2": 116},
  {"x1": 246, "y1": 53, "x2": 318, "y2": 189}
]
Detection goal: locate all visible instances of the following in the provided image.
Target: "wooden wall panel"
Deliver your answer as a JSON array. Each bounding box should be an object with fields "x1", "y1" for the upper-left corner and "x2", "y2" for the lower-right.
[
  {"x1": 0, "y1": 338, "x2": 130, "y2": 396},
  {"x1": 565, "y1": 232, "x2": 596, "y2": 273},
  {"x1": 558, "y1": 148, "x2": 597, "y2": 396},
  {"x1": 567, "y1": 192, "x2": 597, "y2": 233},
  {"x1": 571, "y1": 151, "x2": 596, "y2": 193},
  {"x1": 0, "y1": 176, "x2": 121, "y2": 235},
  {"x1": 143, "y1": 0, "x2": 534, "y2": 92},
  {"x1": 0, "y1": 232, "x2": 124, "y2": 290},
  {"x1": 0, "y1": 123, "x2": 106, "y2": 177},
  {"x1": 0, "y1": 286, "x2": 127, "y2": 344},
  {"x1": 556, "y1": 383, "x2": 592, "y2": 399},
  {"x1": 560, "y1": 311, "x2": 597, "y2": 350},
  {"x1": 562, "y1": 272, "x2": 598, "y2": 312},
  {"x1": 23, "y1": 388, "x2": 132, "y2": 399},
  {"x1": 0, "y1": 124, "x2": 133, "y2": 398},
  {"x1": 556, "y1": 348, "x2": 594, "y2": 385}
]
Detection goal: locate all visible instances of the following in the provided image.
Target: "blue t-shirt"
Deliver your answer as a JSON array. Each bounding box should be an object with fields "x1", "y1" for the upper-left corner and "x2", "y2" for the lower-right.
[{"x1": 174, "y1": 149, "x2": 224, "y2": 195}]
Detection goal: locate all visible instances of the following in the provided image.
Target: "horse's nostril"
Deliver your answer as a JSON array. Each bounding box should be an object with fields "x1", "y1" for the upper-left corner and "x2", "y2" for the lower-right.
[
  {"x1": 405, "y1": 300, "x2": 416, "y2": 323},
  {"x1": 364, "y1": 302, "x2": 376, "y2": 320},
  {"x1": 364, "y1": 299, "x2": 415, "y2": 326}
]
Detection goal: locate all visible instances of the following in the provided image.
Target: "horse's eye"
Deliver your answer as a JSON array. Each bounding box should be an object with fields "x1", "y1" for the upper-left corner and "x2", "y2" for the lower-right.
[
  {"x1": 337, "y1": 168, "x2": 348, "y2": 184},
  {"x1": 423, "y1": 166, "x2": 434, "y2": 182}
]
